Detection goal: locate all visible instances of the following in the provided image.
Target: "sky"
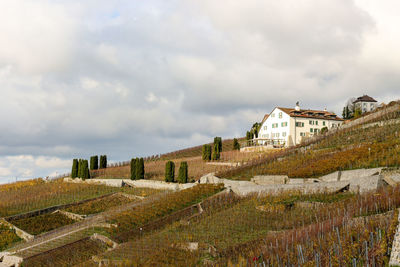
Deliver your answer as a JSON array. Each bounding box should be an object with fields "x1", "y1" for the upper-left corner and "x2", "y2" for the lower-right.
[{"x1": 0, "y1": 0, "x2": 400, "y2": 183}]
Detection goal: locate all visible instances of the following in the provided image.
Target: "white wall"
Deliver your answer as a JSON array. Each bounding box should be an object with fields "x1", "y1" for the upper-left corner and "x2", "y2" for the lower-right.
[
  {"x1": 258, "y1": 108, "x2": 291, "y2": 145},
  {"x1": 258, "y1": 108, "x2": 343, "y2": 146},
  {"x1": 355, "y1": 102, "x2": 377, "y2": 113}
]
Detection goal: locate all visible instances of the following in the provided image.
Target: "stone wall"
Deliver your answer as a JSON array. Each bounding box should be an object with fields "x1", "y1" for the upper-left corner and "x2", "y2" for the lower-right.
[{"x1": 339, "y1": 168, "x2": 382, "y2": 181}]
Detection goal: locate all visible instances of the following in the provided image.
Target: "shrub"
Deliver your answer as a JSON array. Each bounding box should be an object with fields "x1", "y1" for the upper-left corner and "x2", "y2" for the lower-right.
[
  {"x1": 100, "y1": 155, "x2": 107, "y2": 169},
  {"x1": 90, "y1": 156, "x2": 98, "y2": 170},
  {"x1": 136, "y1": 158, "x2": 145, "y2": 179},
  {"x1": 71, "y1": 159, "x2": 78, "y2": 178},
  {"x1": 233, "y1": 138, "x2": 240, "y2": 150},
  {"x1": 130, "y1": 158, "x2": 137, "y2": 180},
  {"x1": 165, "y1": 161, "x2": 175, "y2": 182},
  {"x1": 177, "y1": 161, "x2": 188, "y2": 183}
]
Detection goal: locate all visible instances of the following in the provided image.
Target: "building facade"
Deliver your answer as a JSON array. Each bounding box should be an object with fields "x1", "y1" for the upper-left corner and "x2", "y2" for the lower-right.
[
  {"x1": 257, "y1": 104, "x2": 343, "y2": 147},
  {"x1": 353, "y1": 95, "x2": 378, "y2": 113}
]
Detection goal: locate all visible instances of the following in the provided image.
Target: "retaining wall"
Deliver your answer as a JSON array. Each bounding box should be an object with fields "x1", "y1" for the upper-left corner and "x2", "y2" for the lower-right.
[
  {"x1": 339, "y1": 168, "x2": 382, "y2": 181},
  {"x1": 251, "y1": 175, "x2": 288, "y2": 185}
]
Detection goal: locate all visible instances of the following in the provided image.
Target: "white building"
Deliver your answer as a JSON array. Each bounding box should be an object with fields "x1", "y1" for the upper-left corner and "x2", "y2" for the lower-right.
[
  {"x1": 353, "y1": 95, "x2": 377, "y2": 113},
  {"x1": 257, "y1": 103, "x2": 343, "y2": 147}
]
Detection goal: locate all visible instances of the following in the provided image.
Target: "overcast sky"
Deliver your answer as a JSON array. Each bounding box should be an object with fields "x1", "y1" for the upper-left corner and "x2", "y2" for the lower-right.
[{"x1": 0, "y1": 0, "x2": 399, "y2": 183}]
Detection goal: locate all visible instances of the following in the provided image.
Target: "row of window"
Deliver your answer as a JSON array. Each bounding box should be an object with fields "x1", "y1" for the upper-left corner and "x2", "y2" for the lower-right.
[
  {"x1": 265, "y1": 121, "x2": 288, "y2": 130},
  {"x1": 270, "y1": 112, "x2": 283, "y2": 119},
  {"x1": 261, "y1": 132, "x2": 287, "y2": 138}
]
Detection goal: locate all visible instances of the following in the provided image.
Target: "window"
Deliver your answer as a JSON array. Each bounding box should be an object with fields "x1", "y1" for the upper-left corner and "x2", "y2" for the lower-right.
[
  {"x1": 276, "y1": 133, "x2": 280, "y2": 137},
  {"x1": 271, "y1": 113, "x2": 275, "y2": 118},
  {"x1": 272, "y1": 123, "x2": 278, "y2": 128},
  {"x1": 296, "y1": 122, "x2": 304, "y2": 127},
  {"x1": 300, "y1": 132, "x2": 305, "y2": 137},
  {"x1": 323, "y1": 121, "x2": 326, "y2": 126},
  {"x1": 310, "y1": 128, "x2": 313, "y2": 133},
  {"x1": 279, "y1": 112, "x2": 282, "y2": 118},
  {"x1": 271, "y1": 133, "x2": 275, "y2": 138},
  {"x1": 309, "y1": 120, "x2": 314, "y2": 125},
  {"x1": 266, "y1": 134, "x2": 269, "y2": 138},
  {"x1": 315, "y1": 121, "x2": 318, "y2": 126},
  {"x1": 263, "y1": 126, "x2": 267, "y2": 130},
  {"x1": 281, "y1": 122, "x2": 288, "y2": 127},
  {"x1": 282, "y1": 132, "x2": 287, "y2": 137}
]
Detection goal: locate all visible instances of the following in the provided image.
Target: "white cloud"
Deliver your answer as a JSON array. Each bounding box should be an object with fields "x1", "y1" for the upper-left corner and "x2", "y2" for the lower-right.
[{"x1": 0, "y1": 0, "x2": 399, "y2": 180}]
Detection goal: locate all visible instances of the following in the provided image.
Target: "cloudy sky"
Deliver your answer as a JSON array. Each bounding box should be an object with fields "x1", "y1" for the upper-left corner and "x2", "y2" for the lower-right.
[{"x1": 0, "y1": 0, "x2": 399, "y2": 183}]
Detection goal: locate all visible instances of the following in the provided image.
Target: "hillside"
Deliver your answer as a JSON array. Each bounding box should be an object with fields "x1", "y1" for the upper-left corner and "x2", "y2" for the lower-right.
[
  {"x1": 218, "y1": 101, "x2": 400, "y2": 180},
  {"x1": 2, "y1": 104, "x2": 400, "y2": 266}
]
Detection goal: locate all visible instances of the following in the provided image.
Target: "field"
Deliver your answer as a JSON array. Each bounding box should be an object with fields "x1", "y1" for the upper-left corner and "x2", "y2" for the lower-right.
[
  {"x1": 21, "y1": 238, "x2": 109, "y2": 267},
  {"x1": 89, "y1": 185, "x2": 400, "y2": 265},
  {"x1": 0, "y1": 179, "x2": 161, "y2": 217},
  {"x1": 0, "y1": 223, "x2": 22, "y2": 251},
  {"x1": 10, "y1": 212, "x2": 77, "y2": 235},
  {"x1": 64, "y1": 194, "x2": 134, "y2": 215}
]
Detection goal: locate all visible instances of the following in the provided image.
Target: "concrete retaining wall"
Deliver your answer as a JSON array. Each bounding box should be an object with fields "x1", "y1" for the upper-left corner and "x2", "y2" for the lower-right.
[
  {"x1": 348, "y1": 175, "x2": 388, "y2": 193},
  {"x1": 251, "y1": 175, "x2": 288, "y2": 185},
  {"x1": 64, "y1": 177, "x2": 196, "y2": 191},
  {"x1": 389, "y1": 210, "x2": 400, "y2": 266},
  {"x1": 319, "y1": 171, "x2": 340, "y2": 182},
  {"x1": 287, "y1": 178, "x2": 321, "y2": 184},
  {"x1": 339, "y1": 168, "x2": 382, "y2": 181}
]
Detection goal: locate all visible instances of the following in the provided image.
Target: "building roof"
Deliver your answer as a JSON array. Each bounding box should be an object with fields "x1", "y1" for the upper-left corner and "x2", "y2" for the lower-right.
[
  {"x1": 276, "y1": 107, "x2": 344, "y2": 121},
  {"x1": 261, "y1": 114, "x2": 269, "y2": 124},
  {"x1": 353, "y1": 95, "x2": 377, "y2": 103}
]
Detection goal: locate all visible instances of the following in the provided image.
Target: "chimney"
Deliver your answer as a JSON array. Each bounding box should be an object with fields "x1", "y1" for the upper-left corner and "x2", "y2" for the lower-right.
[{"x1": 295, "y1": 102, "x2": 300, "y2": 111}]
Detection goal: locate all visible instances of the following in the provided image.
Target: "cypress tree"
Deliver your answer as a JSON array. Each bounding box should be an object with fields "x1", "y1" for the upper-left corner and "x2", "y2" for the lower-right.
[
  {"x1": 90, "y1": 156, "x2": 98, "y2": 170},
  {"x1": 136, "y1": 158, "x2": 145, "y2": 179},
  {"x1": 233, "y1": 138, "x2": 240, "y2": 150},
  {"x1": 212, "y1": 137, "x2": 221, "y2": 160},
  {"x1": 99, "y1": 155, "x2": 107, "y2": 169},
  {"x1": 78, "y1": 159, "x2": 82, "y2": 178},
  {"x1": 165, "y1": 161, "x2": 175, "y2": 182},
  {"x1": 82, "y1": 160, "x2": 90, "y2": 180},
  {"x1": 130, "y1": 158, "x2": 137, "y2": 180},
  {"x1": 202, "y1": 145, "x2": 208, "y2": 161},
  {"x1": 71, "y1": 159, "x2": 78, "y2": 178},
  {"x1": 202, "y1": 144, "x2": 212, "y2": 161},
  {"x1": 177, "y1": 161, "x2": 188, "y2": 183}
]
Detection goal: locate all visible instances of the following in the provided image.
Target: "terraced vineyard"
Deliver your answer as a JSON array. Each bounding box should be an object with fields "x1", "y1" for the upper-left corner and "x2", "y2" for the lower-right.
[
  {"x1": 0, "y1": 224, "x2": 22, "y2": 251},
  {"x1": 10, "y1": 212, "x2": 76, "y2": 236},
  {"x1": 64, "y1": 194, "x2": 134, "y2": 215}
]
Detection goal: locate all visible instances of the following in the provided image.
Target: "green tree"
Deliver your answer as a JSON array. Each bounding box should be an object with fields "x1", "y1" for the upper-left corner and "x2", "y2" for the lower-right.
[
  {"x1": 82, "y1": 160, "x2": 90, "y2": 180},
  {"x1": 233, "y1": 138, "x2": 240, "y2": 150},
  {"x1": 177, "y1": 161, "x2": 188, "y2": 183},
  {"x1": 71, "y1": 159, "x2": 78, "y2": 178},
  {"x1": 214, "y1": 137, "x2": 222, "y2": 152},
  {"x1": 165, "y1": 161, "x2": 175, "y2": 182},
  {"x1": 90, "y1": 156, "x2": 98, "y2": 170},
  {"x1": 99, "y1": 155, "x2": 107, "y2": 169},
  {"x1": 130, "y1": 158, "x2": 137, "y2": 180},
  {"x1": 78, "y1": 159, "x2": 83, "y2": 178},
  {"x1": 136, "y1": 158, "x2": 145, "y2": 179},
  {"x1": 202, "y1": 144, "x2": 212, "y2": 161},
  {"x1": 212, "y1": 142, "x2": 220, "y2": 160},
  {"x1": 321, "y1": 127, "x2": 328, "y2": 134}
]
